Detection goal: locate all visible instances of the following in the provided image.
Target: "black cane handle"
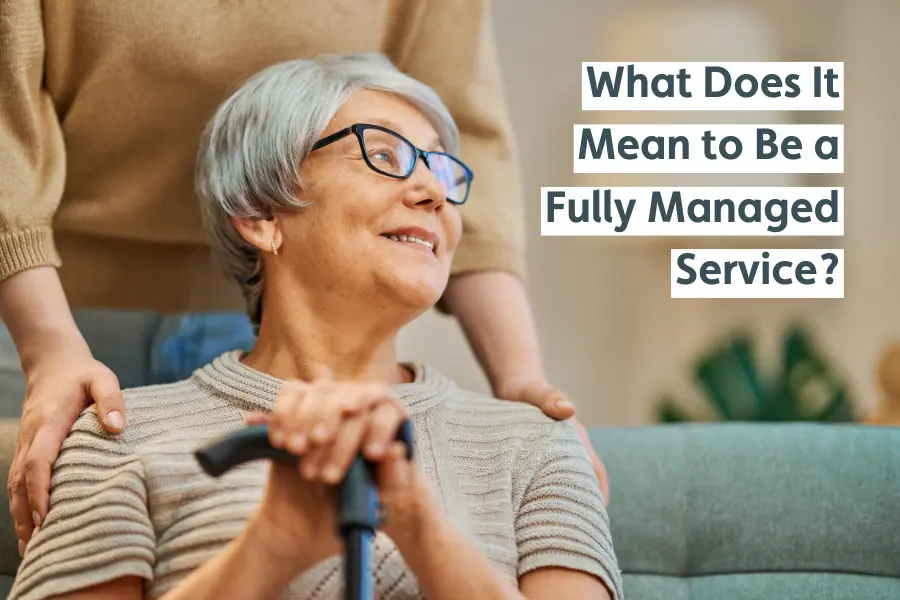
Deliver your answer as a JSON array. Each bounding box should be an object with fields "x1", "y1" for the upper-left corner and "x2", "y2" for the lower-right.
[{"x1": 194, "y1": 420, "x2": 415, "y2": 478}]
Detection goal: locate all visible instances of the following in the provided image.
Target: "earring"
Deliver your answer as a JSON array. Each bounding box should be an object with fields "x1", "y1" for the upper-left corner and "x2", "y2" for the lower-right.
[{"x1": 271, "y1": 239, "x2": 278, "y2": 256}]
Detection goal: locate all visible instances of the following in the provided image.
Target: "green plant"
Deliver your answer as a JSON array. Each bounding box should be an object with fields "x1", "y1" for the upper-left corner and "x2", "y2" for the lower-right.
[{"x1": 657, "y1": 325, "x2": 854, "y2": 423}]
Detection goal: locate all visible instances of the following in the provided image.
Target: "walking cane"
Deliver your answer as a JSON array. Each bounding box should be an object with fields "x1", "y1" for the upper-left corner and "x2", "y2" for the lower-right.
[{"x1": 194, "y1": 420, "x2": 415, "y2": 600}]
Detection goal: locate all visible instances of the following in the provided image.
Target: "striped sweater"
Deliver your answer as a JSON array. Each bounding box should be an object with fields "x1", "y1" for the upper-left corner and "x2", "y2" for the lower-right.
[{"x1": 10, "y1": 351, "x2": 623, "y2": 600}]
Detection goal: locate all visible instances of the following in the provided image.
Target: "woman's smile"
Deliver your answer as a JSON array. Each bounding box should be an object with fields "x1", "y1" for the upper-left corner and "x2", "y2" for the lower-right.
[
  {"x1": 381, "y1": 234, "x2": 436, "y2": 256},
  {"x1": 380, "y1": 225, "x2": 440, "y2": 257}
]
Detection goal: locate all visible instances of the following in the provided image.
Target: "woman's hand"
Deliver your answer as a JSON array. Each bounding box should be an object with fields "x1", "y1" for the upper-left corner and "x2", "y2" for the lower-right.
[{"x1": 245, "y1": 378, "x2": 417, "y2": 572}]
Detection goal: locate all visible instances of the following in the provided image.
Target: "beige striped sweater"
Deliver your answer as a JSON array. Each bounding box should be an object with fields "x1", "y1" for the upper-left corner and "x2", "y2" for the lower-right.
[{"x1": 10, "y1": 351, "x2": 623, "y2": 600}]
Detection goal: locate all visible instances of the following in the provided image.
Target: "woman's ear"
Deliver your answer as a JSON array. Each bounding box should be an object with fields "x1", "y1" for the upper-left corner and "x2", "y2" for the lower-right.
[{"x1": 231, "y1": 215, "x2": 282, "y2": 255}]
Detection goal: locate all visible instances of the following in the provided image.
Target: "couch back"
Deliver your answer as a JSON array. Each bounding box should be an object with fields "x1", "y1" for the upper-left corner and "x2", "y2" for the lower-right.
[
  {"x1": 588, "y1": 423, "x2": 900, "y2": 599},
  {"x1": 2, "y1": 420, "x2": 899, "y2": 599}
]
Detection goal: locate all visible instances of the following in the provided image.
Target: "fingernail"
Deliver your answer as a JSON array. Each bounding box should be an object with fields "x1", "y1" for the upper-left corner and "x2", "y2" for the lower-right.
[
  {"x1": 270, "y1": 428, "x2": 284, "y2": 447},
  {"x1": 106, "y1": 411, "x2": 124, "y2": 429},
  {"x1": 366, "y1": 442, "x2": 384, "y2": 457},
  {"x1": 555, "y1": 399, "x2": 571, "y2": 409},
  {"x1": 311, "y1": 425, "x2": 328, "y2": 441},
  {"x1": 32, "y1": 511, "x2": 41, "y2": 528},
  {"x1": 18, "y1": 539, "x2": 25, "y2": 557},
  {"x1": 288, "y1": 433, "x2": 306, "y2": 452},
  {"x1": 322, "y1": 465, "x2": 340, "y2": 483}
]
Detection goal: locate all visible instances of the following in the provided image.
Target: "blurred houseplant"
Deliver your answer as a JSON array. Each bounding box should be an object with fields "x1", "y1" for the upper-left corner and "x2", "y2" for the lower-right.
[{"x1": 658, "y1": 325, "x2": 855, "y2": 423}]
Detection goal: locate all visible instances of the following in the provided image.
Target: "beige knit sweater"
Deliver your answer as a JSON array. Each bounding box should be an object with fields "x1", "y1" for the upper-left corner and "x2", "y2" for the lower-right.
[{"x1": 9, "y1": 352, "x2": 623, "y2": 600}]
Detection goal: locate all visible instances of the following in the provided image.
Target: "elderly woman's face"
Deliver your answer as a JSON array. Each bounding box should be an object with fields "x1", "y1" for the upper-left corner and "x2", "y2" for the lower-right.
[{"x1": 279, "y1": 90, "x2": 463, "y2": 310}]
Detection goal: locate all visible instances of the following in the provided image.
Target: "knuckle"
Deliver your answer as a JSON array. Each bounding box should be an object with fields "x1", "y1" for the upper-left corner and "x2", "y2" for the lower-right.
[
  {"x1": 281, "y1": 380, "x2": 305, "y2": 394},
  {"x1": 6, "y1": 473, "x2": 22, "y2": 497},
  {"x1": 273, "y1": 396, "x2": 296, "y2": 415},
  {"x1": 23, "y1": 453, "x2": 45, "y2": 473},
  {"x1": 369, "y1": 381, "x2": 390, "y2": 394},
  {"x1": 314, "y1": 380, "x2": 334, "y2": 394},
  {"x1": 92, "y1": 365, "x2": 117, "y2": 385},
  {"x1": 13, "y1": 522, "x2": 31, "y2": 539}
]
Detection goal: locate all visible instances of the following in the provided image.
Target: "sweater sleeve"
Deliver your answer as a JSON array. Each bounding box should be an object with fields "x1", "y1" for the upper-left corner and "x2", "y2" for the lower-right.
[
  {"x1": 0, "y1": 0, "x2": 66, "y2": 282},
  {"x1": 515, "y1": 420, "x2": 624, "y2": 600},
  {"x1": 8, "y1": 410, "x2": 156, "y2": 600},
  {"x1": 391, "y1": 1, "x2": 527, "y2": 286}
]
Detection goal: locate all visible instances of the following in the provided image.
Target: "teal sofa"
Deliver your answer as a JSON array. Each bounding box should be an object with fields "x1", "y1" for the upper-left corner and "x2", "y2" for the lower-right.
[{"x1": 1, "y1": 419, "x2": 899, "y2": 599}]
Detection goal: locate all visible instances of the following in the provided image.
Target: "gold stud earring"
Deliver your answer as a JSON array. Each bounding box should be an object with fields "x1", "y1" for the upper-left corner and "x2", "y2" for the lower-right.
[{"x1": 271, "y1": 240, "x2": 278, "y2": 256}]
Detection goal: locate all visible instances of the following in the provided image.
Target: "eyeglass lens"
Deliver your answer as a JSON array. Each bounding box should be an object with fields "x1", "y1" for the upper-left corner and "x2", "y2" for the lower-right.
[{"x1": 361, "y1": 127, "x2": 469, "y2": 204}]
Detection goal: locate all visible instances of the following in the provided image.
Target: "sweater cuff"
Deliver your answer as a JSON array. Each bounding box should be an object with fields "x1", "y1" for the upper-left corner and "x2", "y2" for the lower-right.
[
  {"x1": 0, "y1": 227, "x2": 61, "y2": 282},
  {"x1": 434, "y1": 238, "x2": 527, "y2": 315}
]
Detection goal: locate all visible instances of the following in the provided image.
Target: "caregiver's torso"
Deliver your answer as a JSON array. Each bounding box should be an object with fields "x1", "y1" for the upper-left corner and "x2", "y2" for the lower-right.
[
  {"x1": 45, "y1": 0, "x2": 414, "y2": 244},
  {"x1": 39, "y1": 0, "x2": 433, "y2": 312}
]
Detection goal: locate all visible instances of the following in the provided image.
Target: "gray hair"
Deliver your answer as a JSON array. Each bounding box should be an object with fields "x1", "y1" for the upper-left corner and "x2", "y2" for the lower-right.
[{"x1": 195, "y1": 52, "x2": 459, "y2": 328}]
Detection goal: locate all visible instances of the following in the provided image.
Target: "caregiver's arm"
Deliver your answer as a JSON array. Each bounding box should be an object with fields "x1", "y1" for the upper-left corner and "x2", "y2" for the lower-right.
[
  {"x1": 444, "y1": 270, "x2": 584, "y2": 417},
  {"x1": 393, "y1": 2, "x2": 610, "y2": 500},
  {"x1": 443, "y1": 271, "x2": 611, "y2": 503},
  {"x1": 2, "y1": 268, "x2": 127, "y2": 551},
  {"x1": 2, "y1": 0, "x2": 127, "y2": 549}
]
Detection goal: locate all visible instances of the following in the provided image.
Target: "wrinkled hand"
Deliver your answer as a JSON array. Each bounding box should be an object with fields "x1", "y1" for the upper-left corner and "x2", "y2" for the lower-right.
[
  {"x1": 496, "y1": 379, "x2": 610, "y2": 505},
  {"x1": 248, "y1": 378, "x2": 425, "y2": 571},
  {"x1": 9, "y1": 347, "x2": 125, "y2": 555}
]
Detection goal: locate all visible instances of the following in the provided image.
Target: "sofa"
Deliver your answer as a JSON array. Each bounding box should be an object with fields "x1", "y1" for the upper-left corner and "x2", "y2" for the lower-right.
[{"x1": 1, "y1": 419, "x2": 899, "y2": 599}]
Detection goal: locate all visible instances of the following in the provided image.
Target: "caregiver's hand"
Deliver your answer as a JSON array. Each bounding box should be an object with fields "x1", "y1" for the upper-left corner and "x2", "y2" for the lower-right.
[
  {"x1": 9, "y1": 344, "x2": 125, "y2": 554},
  {"x1": 497, "y1": 379, "x2": 610, "y2": 506},
  {"x1": 245, "y1": 378, "x2": 416, "y2": 572}
]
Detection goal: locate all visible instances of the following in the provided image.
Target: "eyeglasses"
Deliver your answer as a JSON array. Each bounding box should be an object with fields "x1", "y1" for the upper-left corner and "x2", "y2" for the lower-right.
[{"x1": 311, "y1": 123, "x2": 474, "y2": 205}]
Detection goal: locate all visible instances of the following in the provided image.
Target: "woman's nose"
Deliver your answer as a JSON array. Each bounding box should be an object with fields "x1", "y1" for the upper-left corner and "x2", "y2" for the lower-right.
[{"x1": 403, "y1": 162, "x2": 446, "y2": 210}]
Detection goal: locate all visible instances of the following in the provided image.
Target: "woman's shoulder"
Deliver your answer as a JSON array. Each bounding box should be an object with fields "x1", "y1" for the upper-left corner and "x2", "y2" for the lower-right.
[
  {"x1": 443, "y1": 384, "x2": 562, "y2": 428},
  {"x1": 69, "y1": 375, "x2": 236, "y2": 453},
  {"x1": 436, "y1": 383, "x2": 585, "y2": 459}
]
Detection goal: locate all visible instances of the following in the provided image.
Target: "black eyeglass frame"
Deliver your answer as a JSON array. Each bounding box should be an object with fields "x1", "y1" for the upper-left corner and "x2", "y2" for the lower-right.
[{"x1": 311, "y1": 123, "x2": 474, "y2": 205}]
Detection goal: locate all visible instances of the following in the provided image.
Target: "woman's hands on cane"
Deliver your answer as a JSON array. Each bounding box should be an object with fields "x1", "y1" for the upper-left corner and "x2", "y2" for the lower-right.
[{"x1": 244, "y1": 378, "x2": 431, "y2": 573}]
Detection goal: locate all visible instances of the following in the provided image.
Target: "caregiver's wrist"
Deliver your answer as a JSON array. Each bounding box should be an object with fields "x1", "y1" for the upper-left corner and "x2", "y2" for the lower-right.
[
  {"x1": 483, "y1": 344, "x2": 546, "y2": 396},
  {"x1": 20, "y1": 328, "x2": 92, "y2": 375},
  {"x1": 0, "y1": 268, "x2": 90, "y2": 373},
  {"x1": 493, "y1": 371, "x2": 548, "y2": 400}
]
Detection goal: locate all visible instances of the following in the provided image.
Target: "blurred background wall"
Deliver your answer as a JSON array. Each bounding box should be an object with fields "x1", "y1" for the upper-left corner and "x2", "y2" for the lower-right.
[{"x1": 398, "y1": 0, "x2": 899, "y2": 427}]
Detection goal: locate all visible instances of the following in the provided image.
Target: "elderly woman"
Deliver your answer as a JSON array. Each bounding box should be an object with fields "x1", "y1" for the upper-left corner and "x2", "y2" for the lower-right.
[{"x1": 9, "y1": 53, "x2": 622, "y2": 600}]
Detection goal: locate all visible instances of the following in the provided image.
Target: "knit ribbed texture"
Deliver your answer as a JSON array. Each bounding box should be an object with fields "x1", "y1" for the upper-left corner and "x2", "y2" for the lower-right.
[
  {"x1": 10, "y1": 351, "x2": 622, "y2": 600},
  {"x1": 0, "y1": 228, "x2": 61, "y2": 283}
]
